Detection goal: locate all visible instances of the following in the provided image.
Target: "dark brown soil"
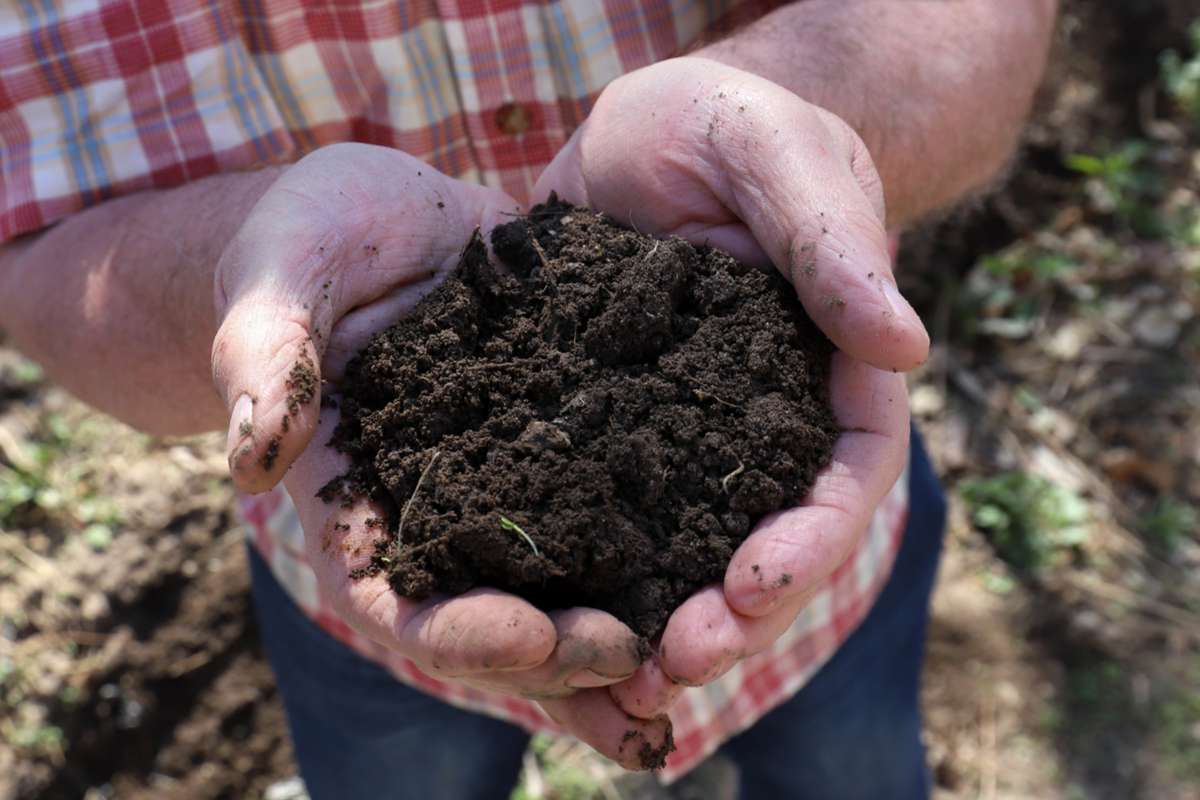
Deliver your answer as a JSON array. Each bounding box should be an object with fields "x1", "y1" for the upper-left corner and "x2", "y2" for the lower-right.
[
  {"x1": 621, "y1": 725, "x2": 675, "y2": 772},
  {"x1": 6, "y1": 4, "x2": 1199, "y2": 797},
  {"x1": 324, "y1": 198, "x2": 838, "y2": 638},
  {"x1": 0, "y1": 412, "x2": 296, "y2": 800}
]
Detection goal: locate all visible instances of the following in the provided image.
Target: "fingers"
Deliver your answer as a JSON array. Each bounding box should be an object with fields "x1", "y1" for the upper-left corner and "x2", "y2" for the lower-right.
[
  {"x1": 549, "y1": 609, "x2": 646, "y2": 687},
  {"x1": 538, "y1": 59, "x2": 928, "y2": 373},
  {"x1": 539, "y1": 690, "x2": 675, "y2": 771},
  {"x1": 286, "y1": 404, "x2": 642, "y2": 696},
  {"x1": 214, "y1": 293, "x2": 325, "y2": 494},
  {"x1": 708, "y1": 95, "x2": 928, "y2": 372},
  {"x1": 609, "y1": 649, "x2": 685, "y2": 720},
  {"x1": 213, "y1": 143, "x2": 520, "y2": 493},
  {"x1": 398, "y1": 589, "x2": 558, "y2": 675},
  {"x1": 724, "y1": 353, "x2": 910, "y2": 617},
  {"x1": 458, "y1": 608, "x2": 647, "y2": 699},
  {"x1": 283, "y1": 402, "x2": 558, "y2": 677},
  {"x1": 654, "y1": 587, "x2": 808, "y2": 688},
  {"x1": 531, "y1": 132, "x2": 587, "y2": 207},
  {"x1": 619, "y1": 353, "x2": 907, "y2": 692}
]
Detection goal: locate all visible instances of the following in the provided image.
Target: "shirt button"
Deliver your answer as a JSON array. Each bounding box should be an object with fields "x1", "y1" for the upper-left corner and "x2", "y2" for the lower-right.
[{"x1": 495, "y1": 102, "x2": 531, "y2": 135}]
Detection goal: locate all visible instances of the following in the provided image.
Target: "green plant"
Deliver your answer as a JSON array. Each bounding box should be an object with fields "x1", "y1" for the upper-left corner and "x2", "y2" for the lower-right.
[
  {"x1": 82, "y1": 523, "x2": 114, "y2": 551},
  {"x1": 3, "y1": 356, "x2": 43, "y2": 387},
  {"x1": 1165, "y1": 206, "x2": 1200, "y2": 247},
  {"x1": 0, "y1": 656, "x2": 23, "y2": 705},
  {"x1": 1066, "y1": 660, "x2": 1127, "y2": 719},
  {"x1": 2, "y1": 720, "x2": 65, "y2": 757},
  {"x1": 957, "y1": 242, "x2": 1083, "y2": 340},
  {"x1": 1157, "y1": 688, "x2": 1200, "y2": 782},
  {"x1": 58, "y1": 685, "x2": 82, "y2": 706},
  {"x1": 500, "y1": 516, "x2": 540, "y2": 557},
  {"x1": 982, "y1": 250, "x2": 1076, "y2": 283},
  {"x1": 0, "y1": 414, "x2": 122, "y2": 537},
  {"x1": 0, "y1": 452, "x2": 54, "y2": 525},
  {"x1": 511, "y1": 735, "x2": 605, "y2": 800},
  {"x1": 1140, "y1": 497, "x2": 1198, "y2": 554},
  {"x1": 981, "y1": 569, "x2": 1017, "y2": 595},
  {"x1": 960, "y1": 472, "x2": 1089, "y2": 571},
  {"x1": 1161, "y1": 20, "x2": 1200, "y2": 129},
  {"x1": 1066, "y1": 141, "x2": 1165, "y2": 236}
]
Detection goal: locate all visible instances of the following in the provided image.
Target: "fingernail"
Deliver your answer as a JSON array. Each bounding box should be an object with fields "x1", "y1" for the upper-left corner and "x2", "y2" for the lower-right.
[
  {"x1": 881, "y1": 280, "x2": 918, "y2": 324},
  {"x1": 226, "y1": 393, "x2": 253, "y2": 456},
  {"x1": 565, "y1": 668, "x2": 625, "y2": 689}
]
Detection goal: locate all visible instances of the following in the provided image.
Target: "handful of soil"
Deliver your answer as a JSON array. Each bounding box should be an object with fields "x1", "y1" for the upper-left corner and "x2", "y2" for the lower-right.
[{"x1": 323, "y1": 198, "x2": 838, "y2": 639}]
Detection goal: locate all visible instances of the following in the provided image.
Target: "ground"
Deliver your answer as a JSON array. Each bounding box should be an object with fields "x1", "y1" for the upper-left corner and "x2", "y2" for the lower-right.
[{"x1": 1, "y1": 1, "x2": 1198, "y2": 798}]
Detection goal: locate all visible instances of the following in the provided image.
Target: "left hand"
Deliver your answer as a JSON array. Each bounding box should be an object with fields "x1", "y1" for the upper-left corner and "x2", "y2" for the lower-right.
[
  {"x1": 534, "y1": 57, "x2": 921, "y2": 718},
  {"x1": 211, "y1": 145, "x2": 671, "y2": 768}
]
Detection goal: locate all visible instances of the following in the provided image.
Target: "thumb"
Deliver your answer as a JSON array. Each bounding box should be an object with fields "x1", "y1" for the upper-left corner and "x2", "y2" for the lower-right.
[
  {"x1": 211, "y1": 218, "x2": 343, "y2": 494},
  {"x1": 210, "y1": 143, "x2": 525, "y2": 494},
  {"x1": 718, "y1": 101, "x2": 929, "y2": 372},
  {"x1": 565, "y1": 61, "x2": 929, "y2": 372},
  {"x1": 213, "y1": 294, "x2": 324, "y2": 495},
  {"x1": 532, "y1": 128, "x2": 588, "y2": 207}
]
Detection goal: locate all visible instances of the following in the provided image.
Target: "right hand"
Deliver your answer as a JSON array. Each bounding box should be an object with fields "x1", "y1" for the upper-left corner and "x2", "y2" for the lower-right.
[
  {"x1": 533, "y1": 58, "x2": 921, "y2": 721},
  {"x1": 212, "y1": 143, "x2": 672, "y2": 768}
]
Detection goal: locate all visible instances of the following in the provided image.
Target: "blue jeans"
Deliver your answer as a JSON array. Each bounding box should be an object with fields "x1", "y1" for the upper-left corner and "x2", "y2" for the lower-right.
[{"x1": 249, "y1": 431, "x2": 946, "y2": 800}]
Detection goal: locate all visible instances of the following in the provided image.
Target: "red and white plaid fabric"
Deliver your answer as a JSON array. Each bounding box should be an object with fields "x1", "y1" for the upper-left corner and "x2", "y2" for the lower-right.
[{"x1": 1, "y1": 0, "x2": 911, "y2": 780}]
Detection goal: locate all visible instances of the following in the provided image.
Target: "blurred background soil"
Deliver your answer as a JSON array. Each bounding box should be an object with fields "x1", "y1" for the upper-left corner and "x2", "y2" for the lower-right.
[{"x1": 1, "y1": 1, "x2": 1198, "y2": 798}]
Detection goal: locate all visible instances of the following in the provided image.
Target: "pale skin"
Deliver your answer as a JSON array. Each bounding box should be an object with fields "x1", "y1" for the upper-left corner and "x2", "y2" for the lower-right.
[{"x1": 0, "y1": 0, "x2": 1057, "y2": 769}]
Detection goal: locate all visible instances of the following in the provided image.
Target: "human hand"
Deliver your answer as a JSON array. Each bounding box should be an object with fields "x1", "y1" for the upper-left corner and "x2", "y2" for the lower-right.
[
  {"x1": 213, "y1": 143, "x2": 672, "y2": 768},
  {"x1": 534, "y1": 57, "x2": 921, "y2": 716}
]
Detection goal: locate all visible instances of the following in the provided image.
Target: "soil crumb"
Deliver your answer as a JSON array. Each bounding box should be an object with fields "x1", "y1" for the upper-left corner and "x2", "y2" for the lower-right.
[
  {"x1": 640, "y1": 724, "x2": 675, "y2": 771},
  {"x1": 286, "y1": 350, "x2": 317, "y2": 415},
  {"x1": 326, "y1": 197, "x2": 838, "y2": 638}
]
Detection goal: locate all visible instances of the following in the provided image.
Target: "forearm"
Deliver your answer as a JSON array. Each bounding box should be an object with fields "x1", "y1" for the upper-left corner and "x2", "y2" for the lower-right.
[
  {"x1": 0, "y1": 168, "x2": 282, "y2": 435},
  {"x1": 696, "y1": 0, "x2": 1058, "y2": 226}
]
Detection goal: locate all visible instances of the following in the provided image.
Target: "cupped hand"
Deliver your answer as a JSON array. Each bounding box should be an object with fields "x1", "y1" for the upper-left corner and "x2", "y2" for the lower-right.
[
  {"x1": 534, "y1": 57, "x2": 922, "y2": 717},
  {"x1": 213, "y1": 143, "x2": 671, "y2": 768},
  {"x1": 536, "y1": 57, "x2": 928, "y2": 373}
]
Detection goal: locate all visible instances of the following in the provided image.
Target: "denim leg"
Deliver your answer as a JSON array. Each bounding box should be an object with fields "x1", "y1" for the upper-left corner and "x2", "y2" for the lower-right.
[
  {"x1": 721, "y1": 429, "x2": 947, "y2": 800},
  {"x1": 247, "y1": 548, "x2": 530, "y2": 800}
]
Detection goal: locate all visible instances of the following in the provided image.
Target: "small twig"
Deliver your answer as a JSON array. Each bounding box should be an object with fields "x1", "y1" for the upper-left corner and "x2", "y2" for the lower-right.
[
  {"x1": 693, "y1": 387, "x2": 743, "y2": 409},
  {"x1": 398, "y1": 451, "x2": 440, "y2": 545},
  {"x1": 0, "y1": 425, "x2": 37, "y2": 473},
  {"x1": 463, "y1": 361, "x2": 520, "y2": 371},
  {"x1": 627, "y1": 210, "x2": 644, "y2": 236},
  {"x1": 168, "y1": 649, "x2": 215, "y2": 678},
  {"x1": 0, "y1": 532, "x2": 64, "y2": 581},
  {"x1": 721, "y1": 460, "x2": 745, "y2": 493},
  {"x1": 499, "y1": 516, "x2": 540, "y2": 557},
  {"x1": 528, "y1": 234, "x2": 553, "y2": 273}
]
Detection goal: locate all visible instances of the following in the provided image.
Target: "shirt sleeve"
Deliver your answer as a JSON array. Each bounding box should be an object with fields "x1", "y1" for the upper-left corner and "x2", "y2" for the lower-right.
[{"x1": 0, "y1": 0, "x2": 295, "y2": 243}]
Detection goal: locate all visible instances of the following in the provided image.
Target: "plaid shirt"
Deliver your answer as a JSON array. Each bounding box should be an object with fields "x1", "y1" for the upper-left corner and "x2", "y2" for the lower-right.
[{"x1": 1, "y1": 0, "x2": 911, "y2": 780}]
